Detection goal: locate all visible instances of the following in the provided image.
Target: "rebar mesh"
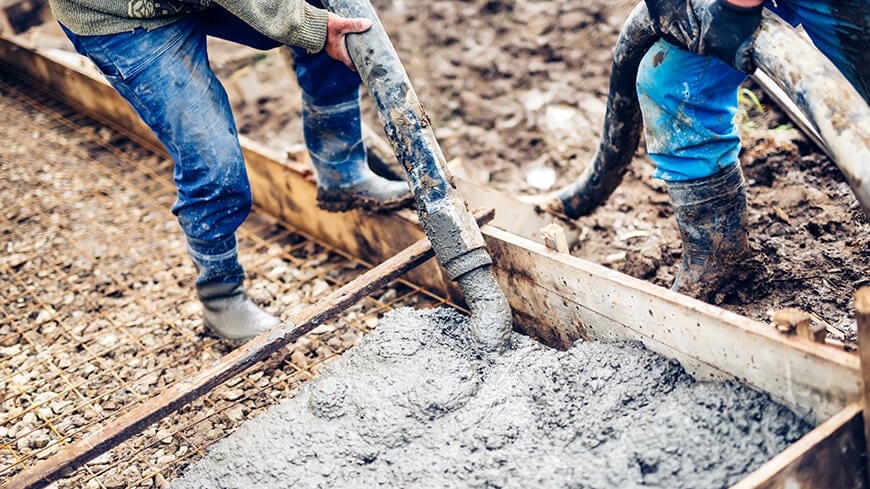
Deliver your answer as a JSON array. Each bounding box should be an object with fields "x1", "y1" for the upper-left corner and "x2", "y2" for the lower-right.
[{"x1": 0, "y1": 69, "x2": 456, "y2": 488}]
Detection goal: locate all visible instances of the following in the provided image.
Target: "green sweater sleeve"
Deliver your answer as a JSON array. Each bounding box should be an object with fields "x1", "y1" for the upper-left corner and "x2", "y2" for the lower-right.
[
  {"x1": 50, "y1": 0, "x2": 329, "y2": 54},
  {"x1": 212, "y1": 0, "x2": 328, "y2": 53}
]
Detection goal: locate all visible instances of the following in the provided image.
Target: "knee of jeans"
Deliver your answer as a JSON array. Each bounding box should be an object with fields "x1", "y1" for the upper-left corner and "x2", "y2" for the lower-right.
[
  {"x1": 636, "y1": 45, "x2": 672, "y2": 119},
  {"x1": 293, "y1": 50, "x2": 362, "y2": 104},
  {"x1": 636, "y1": 47, "x2": 679, "y2": 157},
  {"x1": 174, "y1": 188, "x2": 252, "y2": 242}
]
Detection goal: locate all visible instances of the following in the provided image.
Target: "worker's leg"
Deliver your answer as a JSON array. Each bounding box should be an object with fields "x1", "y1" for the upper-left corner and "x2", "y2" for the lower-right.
[
  {"x1": 200, "y1": 5, "x2": 411, "y2": 212},
  {"x1": 772, "y1": 0, "x2": 869, "y2": 102},
  {"x1": 636, "y1": 40, "x2": 753, "y2": 301},
  {"x1": 291, "y1": 47, "x2": 412, "y2": 212},
  {"x1": 59, "y1": 19, "x2": 278, "y2": 341},
  {"x1": 636, "y1": 40, "x2": 748, "y2": 182}
]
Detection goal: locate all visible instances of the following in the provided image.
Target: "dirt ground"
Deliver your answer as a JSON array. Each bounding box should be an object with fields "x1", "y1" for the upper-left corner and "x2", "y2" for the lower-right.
[{"x1": 19, "y1": 0, "x2": 869, "y2": 340}]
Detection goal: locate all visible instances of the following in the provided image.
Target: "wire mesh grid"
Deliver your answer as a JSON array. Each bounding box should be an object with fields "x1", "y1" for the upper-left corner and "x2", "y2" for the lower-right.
[{"x1": 0, "y1": 69, "x2": 458, "y2": 487}]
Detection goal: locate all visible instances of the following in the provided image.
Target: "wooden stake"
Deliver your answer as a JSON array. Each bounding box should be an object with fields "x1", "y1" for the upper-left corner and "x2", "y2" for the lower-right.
[
  {"x1": 855, "y1": 286, "x2": 870, "y2": 482},
  {"x1": 772, "y1": 308, "x2": 810, "y2": 335},
  {"x1": 540, "y1": 223, "x2": 569, "y2": 254},
  {"x1": 5, "y1": 209, "x2": 494, "y2": 489},
  {"x1": 772, "y1": 308, "x2": 826, "y2": 343}
]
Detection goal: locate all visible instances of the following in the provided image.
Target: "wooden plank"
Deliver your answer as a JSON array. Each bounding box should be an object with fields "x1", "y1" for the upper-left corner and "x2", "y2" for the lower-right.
[
  {"x1": 540, "y1": 223, "x2": 569, "y2": 253},
  {"x1": 452, "y1": 174, "x2": 582, "y2": 244},
  {"x1": 3, "y1": 215, "x2": 494, "y2": 489},
  {"x1": 483, "y1": 226, "x2": 861, "y2": 422},
  {"x1": 856, "y1": 287, "x2": 870, "y2": 480},
  {"x1": 0, "y1": 43, "x2": 168, "y2": 153},
  {"x1": 240, "y1": 136, "x2": 457, "y2": 299},
  {"x1": 0, "y1": 36, "x2": 862, "y2": 422},
  {"x1": 731, "y1": 403, "x2": 867, "y2": 489}
]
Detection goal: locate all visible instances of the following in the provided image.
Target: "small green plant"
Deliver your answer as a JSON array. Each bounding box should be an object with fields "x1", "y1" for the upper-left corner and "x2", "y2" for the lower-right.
[
  {"x1": 738, "y1": 87, "x2": 763, "y2": 113},
  {"x1": 735, "y1": 87, "x2": 764, "y2": 131}
]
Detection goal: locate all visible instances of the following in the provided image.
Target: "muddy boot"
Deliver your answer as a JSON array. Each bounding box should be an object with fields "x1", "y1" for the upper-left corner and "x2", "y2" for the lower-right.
[
  {"x1": 303, "y1": 97, "x2": 412, "y2": 213},
  {"x1": 188, "y1": 235, "x2": 279, "y2": 343},
  {"x1": 667, "y1": 163, "x2": 753, "y2": 302}
]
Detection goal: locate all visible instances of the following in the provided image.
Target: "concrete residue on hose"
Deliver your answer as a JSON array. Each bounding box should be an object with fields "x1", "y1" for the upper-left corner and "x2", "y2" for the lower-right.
[
  {"x1": 172, "y1": 307, "x2": 811, "y2": 489},
  {"x1": 456, "y1": 265, "x2": 512, "y2": 352}
]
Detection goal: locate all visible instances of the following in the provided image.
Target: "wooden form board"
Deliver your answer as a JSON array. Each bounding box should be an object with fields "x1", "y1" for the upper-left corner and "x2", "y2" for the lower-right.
[
  {"x1": 484, "y1": 226, "x2": 860, "y2": 422},
  {"x1": 0, "y1": 37, "x2": 865, "y2": 487},
  {"x1": 733, "y1": 404, "x2": 866, "y2": 489}
]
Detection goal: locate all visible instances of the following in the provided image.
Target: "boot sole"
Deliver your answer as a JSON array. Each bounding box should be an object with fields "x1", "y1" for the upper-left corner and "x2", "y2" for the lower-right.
[
  {"x1": 316, "y1": 190, "x2": 414, "y2": 213},
  {"x1": 203, "y1": 323, "x2": 257, "y2": 347}
]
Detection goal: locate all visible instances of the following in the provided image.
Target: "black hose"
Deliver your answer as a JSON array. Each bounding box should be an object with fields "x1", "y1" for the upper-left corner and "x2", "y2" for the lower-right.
[{"x1": 550, "y1": 3, "x2": 657, "y2": 219}]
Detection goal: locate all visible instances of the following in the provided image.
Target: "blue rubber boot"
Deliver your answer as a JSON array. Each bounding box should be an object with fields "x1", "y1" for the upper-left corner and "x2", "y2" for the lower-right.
[
  {"x1": 188, "y1": 235, "x2": 279, "y2": 343},
  {"x1": 667, "y1": 163, "x2": 754, "y2": 302},
  {"x1": 303, "y1": 96, "x2": 412, "y2": 213}
]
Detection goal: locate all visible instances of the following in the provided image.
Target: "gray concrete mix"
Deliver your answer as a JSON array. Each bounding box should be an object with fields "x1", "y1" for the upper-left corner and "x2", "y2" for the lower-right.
[{"x1": 172, "y1": 307, "x2": 811, "y2": 489}]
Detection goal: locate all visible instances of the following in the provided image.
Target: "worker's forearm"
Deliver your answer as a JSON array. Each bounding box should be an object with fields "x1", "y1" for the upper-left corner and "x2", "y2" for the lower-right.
[{"x1": 211, "y1": 0, "x2": 329, "y2": 53}]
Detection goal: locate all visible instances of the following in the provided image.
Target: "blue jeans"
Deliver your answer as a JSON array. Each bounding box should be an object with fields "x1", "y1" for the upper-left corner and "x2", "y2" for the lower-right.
[
  {"x1": 60, "y1": 7, "x2": 360, "y2": 262},
  {"x1": 636, "y1": 0, "x2": 868, "y2": 182}
]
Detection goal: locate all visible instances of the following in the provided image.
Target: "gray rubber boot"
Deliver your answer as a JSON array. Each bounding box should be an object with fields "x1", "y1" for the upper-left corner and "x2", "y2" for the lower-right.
[
  {"x1": 666, "y1": 163, "x2": 753, "y2": 302},
  {"x1": 303, "y1": 97, "x2": 412, "y2": 213},
  {"x1": 188, "y1": 235, "x2": 279, "y2": 343},
  {"x1": 197, "y1": 281, "x2": 280, "y2": 343}
]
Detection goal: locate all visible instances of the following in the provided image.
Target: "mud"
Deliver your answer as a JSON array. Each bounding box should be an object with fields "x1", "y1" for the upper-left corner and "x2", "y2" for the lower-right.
[{"x1": 172, "y1": 307, "x2": 810, "y2": 489}]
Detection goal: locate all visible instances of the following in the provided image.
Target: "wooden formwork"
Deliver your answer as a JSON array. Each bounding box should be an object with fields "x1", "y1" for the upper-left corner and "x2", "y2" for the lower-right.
[{"x1": 0, "y1": 35, "x2": 867, "y2": 488}]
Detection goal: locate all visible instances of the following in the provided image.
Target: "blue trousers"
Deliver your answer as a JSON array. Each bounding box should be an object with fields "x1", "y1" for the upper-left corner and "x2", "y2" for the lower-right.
[
  {"x1": 636, "y1": 0, "x2": 868, "y2": 182},
  {"x1": 60, "y1": 7, "x2": 361, "y2": 251}
]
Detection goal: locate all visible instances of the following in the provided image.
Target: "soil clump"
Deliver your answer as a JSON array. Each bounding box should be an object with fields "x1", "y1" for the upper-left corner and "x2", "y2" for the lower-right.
[{"x1": 172, "y1": 307, "x2": 811, "y2": 489}]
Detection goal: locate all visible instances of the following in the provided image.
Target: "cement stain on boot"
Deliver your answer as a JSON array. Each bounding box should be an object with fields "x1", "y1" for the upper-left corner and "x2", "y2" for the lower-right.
[{"x1": 172, "y1": 307, "x2": 810, "y2": 489}]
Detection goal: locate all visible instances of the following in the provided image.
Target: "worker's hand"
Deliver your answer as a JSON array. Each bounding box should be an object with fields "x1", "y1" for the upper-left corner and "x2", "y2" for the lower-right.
[
  {"x1": 644, "y1": 0, "x2": 763, "y2": 73},
  {"x1": 325, "y1": 13, "x2": 373, "y2": 71}
]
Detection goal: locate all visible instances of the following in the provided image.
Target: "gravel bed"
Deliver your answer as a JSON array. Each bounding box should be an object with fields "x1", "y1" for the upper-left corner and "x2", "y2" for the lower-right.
[{"x1": 0, "y1": 75, "x2": 436, "y2": 487}]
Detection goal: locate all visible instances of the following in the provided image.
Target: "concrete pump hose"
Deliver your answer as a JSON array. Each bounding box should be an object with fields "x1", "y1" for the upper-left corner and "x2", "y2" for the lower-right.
[
  {"x1": 752, "y1": 11, "x2": 870, "y2": 217},
  {"x1": 553, "y1": 2, "x2": 657, "y2": 218},
  {"x1": 321, "y1": 0, "x2": 513, "y2": 352}
]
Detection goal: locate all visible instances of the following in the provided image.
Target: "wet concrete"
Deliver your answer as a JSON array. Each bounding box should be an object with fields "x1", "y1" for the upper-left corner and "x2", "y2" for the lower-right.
[
  {"x1": 456, "y1": 265, "x2": 512, "y2": 352},
  {"x1": 172, "y1": 307, "x2": 811, "y2": 489}
]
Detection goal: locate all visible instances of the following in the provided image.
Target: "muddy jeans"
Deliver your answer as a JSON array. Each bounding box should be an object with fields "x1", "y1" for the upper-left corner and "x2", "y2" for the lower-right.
[
  {"x1": 636, "y1": 0, "x2": 868, "y2": 182},
  {"x1": 59, "y1": 6, "x2": 361, "y2": 270}
]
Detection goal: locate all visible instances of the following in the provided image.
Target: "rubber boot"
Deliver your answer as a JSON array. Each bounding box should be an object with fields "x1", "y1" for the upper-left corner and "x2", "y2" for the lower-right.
[
  {"x1": 303, "y1": 97, "x2": 412, "y2": 213},
  {"x1": 188, "y1": 235, "x2": 279, "y2": 343},
  {"x1": 666, "y1": 163, "x2": 753, "y2": 302}
]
